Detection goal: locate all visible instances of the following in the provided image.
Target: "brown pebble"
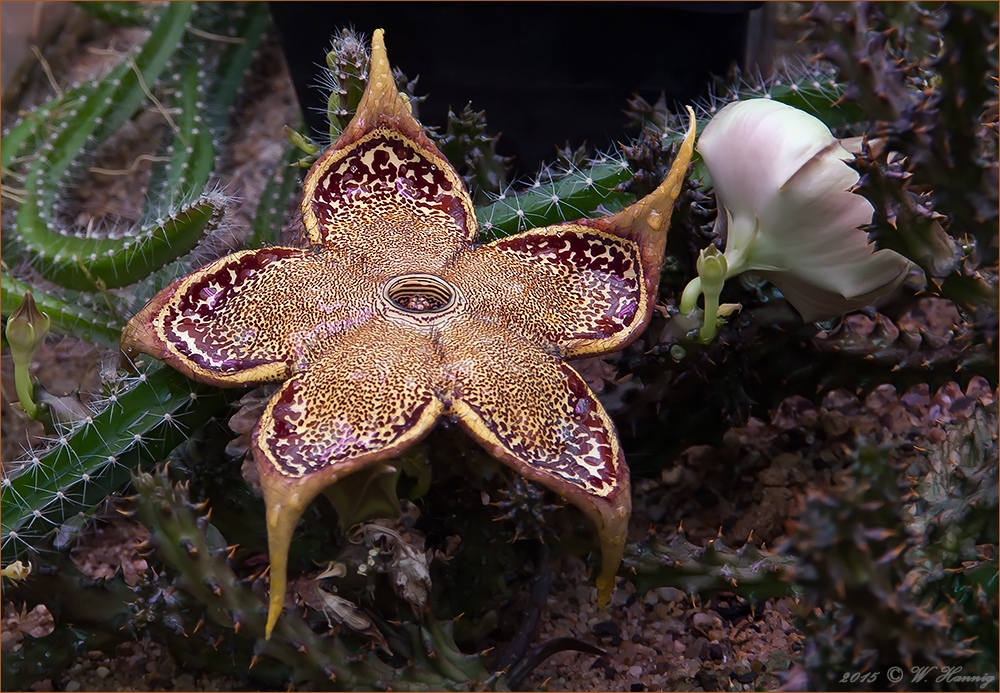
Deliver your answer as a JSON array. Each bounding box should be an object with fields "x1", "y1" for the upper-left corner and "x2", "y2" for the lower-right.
[{"x1": 685, "y1": 636, "x2": 708, "y2": 659}]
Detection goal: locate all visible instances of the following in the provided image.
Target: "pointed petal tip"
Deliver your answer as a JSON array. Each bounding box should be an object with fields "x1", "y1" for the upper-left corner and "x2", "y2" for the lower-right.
[
  {"x1": 643, "y1": 105, "x2": 698, "y2": 227},
  {"x1": 368, "y1": 28, "x2": 392, "y2": 100},
  {"x1": 593, "y1": 478, "x2": 631, "y2": 606},
  {"x1": 603, "y1": 106, "x2": 696, "y2": 238},
  {"x1": 353, "y1": 28, "x2": 412, "y2": 129}
]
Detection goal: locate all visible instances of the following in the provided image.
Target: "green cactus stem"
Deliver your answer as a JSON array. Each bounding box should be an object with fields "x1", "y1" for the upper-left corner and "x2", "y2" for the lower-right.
[
  {"x1": 76, "y1": 1, "x2": 158, "y2": 27},
  {"x1": 434, "y1": 103, "x2": 511, "y2": 202},
  {"x1": 0, "y1": 366, "x2": 238, "y2": 563},
  {"x1": 323, "y1": 29, "x2": 371, "y2": 143},
  {"x1": 7, "y1": 2, "x2": 269, "y2": 292},
  {"x1": 249, "y1": 140, "x2": 305, "y2": 248},
  {"x1": 624, "y1": 527, "x2": 794, "y2": 601},
  {"x1": 475, "y1": 156, "x2": 636, "y2": 239}
]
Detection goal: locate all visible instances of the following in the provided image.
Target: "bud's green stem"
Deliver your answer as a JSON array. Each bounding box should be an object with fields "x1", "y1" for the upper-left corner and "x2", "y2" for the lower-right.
[{"x1": 5, "y1": 291, "x2": 50, "y2": 418}]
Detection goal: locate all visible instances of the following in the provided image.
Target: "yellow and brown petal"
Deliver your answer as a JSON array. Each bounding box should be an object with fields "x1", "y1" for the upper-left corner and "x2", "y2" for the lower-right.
[{"x1": 121, "y1": 27, "x2": 695, "y2": 639}]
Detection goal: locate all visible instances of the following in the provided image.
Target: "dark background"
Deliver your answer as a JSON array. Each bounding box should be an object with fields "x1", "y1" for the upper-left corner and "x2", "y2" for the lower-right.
[{"x1": 269, "y1": 2, "x2": 760, "y2": 176}]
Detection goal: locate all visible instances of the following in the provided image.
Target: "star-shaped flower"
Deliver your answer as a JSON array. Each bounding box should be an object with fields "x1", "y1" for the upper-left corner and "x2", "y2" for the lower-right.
[{"x1": 122, "y1": 30, "x2": 695, "y2": 637}]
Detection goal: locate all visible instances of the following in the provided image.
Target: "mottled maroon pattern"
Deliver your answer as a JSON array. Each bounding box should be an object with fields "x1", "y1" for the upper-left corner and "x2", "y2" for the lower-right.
[
  {"x1": 310, "y1": 134, "x2": 468, "y2": 231},
  {"x1": 164, "y1": 248, "x2": 301, "y2": 372},
  {"x1": 449, "y1": 227, "x2": 643, "y2": 357}
]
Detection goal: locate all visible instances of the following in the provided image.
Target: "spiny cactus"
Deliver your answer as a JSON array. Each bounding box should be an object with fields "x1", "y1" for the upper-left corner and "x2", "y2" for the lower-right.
[
  {"x1": 784, "y1": 398, "x2": 999, "y2": 690},
  {"x1": 805, "y1": 2, "x2": 998, "y2": 312},
  {"x1": 129, "y1": 467, "x2": 494, "y2": 690},
  {"x1": 1, "y1": 1, "x2": 273, "y2": 561},
  {"x1": 623, "y1": 62, "x2": 860, "y2": 191},
  {"x1": 248, "y1": 137, "x2": 304, "y2": 248},
  {"x1": 624, "y1": 527, "x2": 794, "y2": 601},
  {"x1": 76, "y1": 1, "x2": 158, "y2": 27},
  {"x1": 0, "y1": 365, "x2": 238, "y2": 564},
  {"x1": 433, "y1": 104, "x2": 511, "y2": 203},
  {"x1": 3, "y1": 2, "x2": 270, "y2": 293},
  {"x1": 321, "y1": 28, "x2": 372, "y2": 143},
  {"x1": 475, "y1": 154, "x2": 636, "y2": 239},
  {"x1": 810, "y1": 299, "x2": 997, "y2": 385}
]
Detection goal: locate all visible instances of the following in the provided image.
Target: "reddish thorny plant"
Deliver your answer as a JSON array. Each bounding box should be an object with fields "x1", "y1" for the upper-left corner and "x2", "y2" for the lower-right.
[{"x1": 122, "y1": 29, "x2": 695, "y2": 636}]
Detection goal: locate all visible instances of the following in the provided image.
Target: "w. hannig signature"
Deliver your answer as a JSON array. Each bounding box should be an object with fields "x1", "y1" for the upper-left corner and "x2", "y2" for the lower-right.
[{"x1": 841, "y1": 664, "x2": 999, "y2": 689}]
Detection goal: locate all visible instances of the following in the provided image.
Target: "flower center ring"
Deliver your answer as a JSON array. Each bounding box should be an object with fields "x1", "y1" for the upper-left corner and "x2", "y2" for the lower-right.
[{"x1": 381, "y1": 273, "x2": 463, "y2": 324}]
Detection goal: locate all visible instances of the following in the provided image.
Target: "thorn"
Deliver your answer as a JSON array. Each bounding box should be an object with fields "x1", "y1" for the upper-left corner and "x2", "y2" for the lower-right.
[
  {"x1": 193, "y1": 617, "x2": 204, "y2": 634},
  {"x1": 249, "y1": 655, "x2": 260, "y2": 670}
]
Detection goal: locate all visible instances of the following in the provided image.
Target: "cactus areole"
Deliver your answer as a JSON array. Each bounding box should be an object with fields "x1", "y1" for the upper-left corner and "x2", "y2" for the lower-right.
[{"x1": 122, "y1": 29, "x2": 695, "y2": 638}]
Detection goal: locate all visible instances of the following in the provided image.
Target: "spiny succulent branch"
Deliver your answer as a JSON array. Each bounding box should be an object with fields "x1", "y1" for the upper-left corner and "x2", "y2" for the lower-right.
[
  {"x1": 130, "y1": 468, "x2": 494, "y2": 690},
  {"x1": 475, "y1": 155, "x2": 635, "y2": 239},
  {"x1": 75, "y1": 1, "x2": 158, "y2": 28},
  {"x1": 433, "y1": 103, "x2": 512, "y2": 203},
  {"x1": 248, "y1": 138, "x2": 305, "y2": 248},
  {"x1": 1, "y1": 1, "x2": 271, "y2": 559},
  {"x1": 624, "y1": 526, "x2": 794, "y2": 601},
  {"x1": 0, "y1": 366, "x2": 239, "y2": 564},
  {"x1": 321, "y1": 29, "x2": 371, "y2": 143},
  {"x1": 624, "y1": 63, "x2": 858, "y2": 190},
  {"x1": 805, "y1": 2, "x2": 998, "y2": 311},
  {"x1": 3, "y1": 2, "x2": 269, "y2": 292},
  {"x1": 784, "y1": 403, "x2": 999, "y2": 690}
]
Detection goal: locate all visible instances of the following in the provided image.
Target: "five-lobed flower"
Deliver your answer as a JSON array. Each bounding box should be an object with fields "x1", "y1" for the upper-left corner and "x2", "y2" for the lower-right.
[{"x1": 122, "y1": 29, "x2": 696, "y2": 637}]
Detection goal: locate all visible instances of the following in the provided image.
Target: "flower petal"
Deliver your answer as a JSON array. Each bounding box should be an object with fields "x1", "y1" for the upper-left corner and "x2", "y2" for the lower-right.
[
  {"x1": 121, "y1": 247, "x2": 378, "y2": 386},
  {"x1": 254, "y1": 318, "x2": 443, "y2": 637},
  {"x1": 439, "y1": 317, "x2": 631, "y2": 601},
  {"x1": 301, "y1": 29, "x2": 476, "y2": 274},
  {"x1": 757, "y1": 258, "x2": 909, "y2": 323},
  {"x1": 446, "y1": 109, "x2": 696, "y2": 359},
  {"x1": 697, "y1": 99, "x2": 911, "y2": 320},
  {"x1": 698, "y1": 99, "x2": 841, "y2": 229},
  {"x1": 449, "y1": 227, "x2": 647, "y2": 358}
]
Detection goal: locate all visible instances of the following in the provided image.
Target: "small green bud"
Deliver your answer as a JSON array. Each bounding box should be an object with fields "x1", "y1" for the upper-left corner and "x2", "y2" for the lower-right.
[
  {"x1": 685, "y1": 246, "x2": 734, "y2": 344},
  {"x1": 695, "y1": 245, "x2": 728, "y2": 291},
  {"x1": 5, "y1": 291, "x2": 49, "y2": 419},
  {"x1": 6, "y1": 291, "x2": 50, "y2": 360}
]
